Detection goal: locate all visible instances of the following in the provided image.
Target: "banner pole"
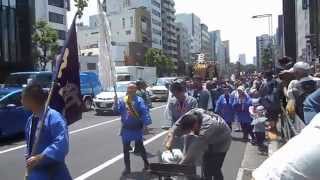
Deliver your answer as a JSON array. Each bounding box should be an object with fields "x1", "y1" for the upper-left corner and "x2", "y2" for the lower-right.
[{"x1": 25, "y1": 13, "x2": 79, "y2": 180}]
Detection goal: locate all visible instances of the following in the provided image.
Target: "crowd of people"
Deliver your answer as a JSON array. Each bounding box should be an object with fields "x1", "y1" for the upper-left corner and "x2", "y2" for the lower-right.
[{"x1": 20, "y1": 58, "x2": 320, "y2": 180}]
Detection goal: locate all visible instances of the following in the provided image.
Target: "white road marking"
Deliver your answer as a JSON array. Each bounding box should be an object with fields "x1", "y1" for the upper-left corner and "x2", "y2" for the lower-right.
[
  {"x1": 74, "y1": 131, "x2": 168, "y2": 180},
  {"x1": 0, "y1": 105, "x2": 166, "y2": 155}
]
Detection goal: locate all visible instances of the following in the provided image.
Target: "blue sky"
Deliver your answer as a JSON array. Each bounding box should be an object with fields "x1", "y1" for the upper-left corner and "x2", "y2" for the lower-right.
[{"x1": 68, "y1": 0, "x2": 283, "y2": 64}]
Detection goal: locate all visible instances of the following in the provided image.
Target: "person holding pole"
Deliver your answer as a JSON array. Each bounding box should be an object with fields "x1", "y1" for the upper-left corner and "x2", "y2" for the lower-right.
[
  {"x1": 22, "y1": 83, "x2": 72, "y2": 180},
  {"x1": 113, "y1": 83, "x2": 150, "y2": 176}
]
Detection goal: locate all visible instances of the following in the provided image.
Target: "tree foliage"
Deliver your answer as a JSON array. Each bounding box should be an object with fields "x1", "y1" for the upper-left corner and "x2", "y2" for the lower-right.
[
  {"x1": 32, "y1": 21, "x2": 59, "y2": 71},
  {"x1": 74, "y1": 0, "x2": 89, "y2": 18},
  {"x1": 144, "y1": 48, "x2": 174, "y2": 76}
]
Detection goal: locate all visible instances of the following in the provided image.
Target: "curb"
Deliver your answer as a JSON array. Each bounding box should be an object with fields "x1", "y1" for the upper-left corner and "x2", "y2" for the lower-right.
[
  {"x1": 236, "y1": 168, "x2": 253, "y2": 180},
  {"x1": 236, "y1": 143, "x2": 253, "y2": 180},
  {"x1": 236, "y1": 138, "x2": 282, "y2": 180},
  {"x1": 268, "y1": 139, "x2": 281, "y2": 156}
]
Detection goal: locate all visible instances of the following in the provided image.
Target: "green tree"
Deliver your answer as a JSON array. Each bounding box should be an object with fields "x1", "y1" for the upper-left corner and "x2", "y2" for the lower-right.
[
  {"x1": 244, "y1": 64, "x2": 257, "y2": 73},
  {"x1": 144, "y1": 48, "x2": 174, "y2": 76},
  {"x1": 32, "y1": 21, "x2": 59, "y2": 71},
  {"x1": 74, "y1": 0, "x2": 89, "y2": 18}
]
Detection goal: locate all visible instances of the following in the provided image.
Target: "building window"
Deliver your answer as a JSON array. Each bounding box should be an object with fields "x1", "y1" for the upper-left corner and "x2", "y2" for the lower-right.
[
  {"x1": 123, "y1": 0, "x2": 131, "y2": 7},
  {"x1": 57, "y1": 30, "x2": 66, "y2": 40},
  {"x1": 49, "y1": 12, "x2": 64, "y2": 24},
  {"x1": 152, "y1": 0, "x2": 160, "y2": 8},
  {"x1": 152, "y1": 9, "x2": 161, "y2": 18},
  {"x1": 152, "y1": 18, "x2": 161, "y2": 27},
  {"x1": 130, "y1": 16, "x2": 134, "y2": 27},
  {"x1": 122, "y1": 18, "x2": 126, "y2": 28},
  {"x1": 48, "y1": 0, "x2": 64, "y2": 8},
  {"x1": 126, "y1": 30, "x2": 131, "y2": 35},
  {"x1": 87, "y1": 63, "x2": 97, "y2": 70},
  {"x1": 91, "y1": 32, "x2": 99, "y2": 35}
]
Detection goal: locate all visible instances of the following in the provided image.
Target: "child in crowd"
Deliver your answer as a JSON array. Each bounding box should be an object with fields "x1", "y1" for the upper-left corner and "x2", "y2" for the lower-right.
[{"x1": 249, "y1": 99, "x2": 268, "y2": 154}]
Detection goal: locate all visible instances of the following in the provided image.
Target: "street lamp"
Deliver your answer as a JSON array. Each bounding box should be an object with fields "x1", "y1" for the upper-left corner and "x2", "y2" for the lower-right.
[
  {"x1": 252, "y1": 14, "x2": 275, "y2": 72},
  {"x1": 252, "y1": 14, "x2": 273, "y2": 37}
]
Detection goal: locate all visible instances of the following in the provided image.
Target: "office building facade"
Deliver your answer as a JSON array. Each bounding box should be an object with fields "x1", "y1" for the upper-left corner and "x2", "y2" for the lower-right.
[
  {"x1": 106, "y1": 0, "x2": 163, "y2": 49},
  {"x1": 256, "y1": 34, "x2": 272, "y2": 70},
  {"x1": 176, "y1": 13, "x2": 201, "y2": 55},
  {"x1": 238, "y1": 54, "x2": 246, "y2": 65},
  {"x1": 200, "y1": 23, "x2": 210, "y2": 56},
  {"x1": 176, "y1": 22, "x2": 190, "y2": 63},
  {"x1": 0, "y1": 0, "x2": 69, "y2": 81},
  {"x1": 161, "y1": 0, "x2": 177, "y2": 60}
]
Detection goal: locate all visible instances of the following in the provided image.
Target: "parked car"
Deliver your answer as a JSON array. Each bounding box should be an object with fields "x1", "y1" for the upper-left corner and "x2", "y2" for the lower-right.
[
  {"x1": 0, "y1": 88, "x2": 31, "y2": 138},
  {"x1": 4, "y1": 71, "x2": 52, "y2": 88},
  {"x1": 148, "y1": 77, "x2": 176, "y2": 101},
  {"x1": 93, "y1": 81, "x2": 132, "y2": 114},
  {"x1": 3, "y1": 71, "x2": 102, "y2": 111}
]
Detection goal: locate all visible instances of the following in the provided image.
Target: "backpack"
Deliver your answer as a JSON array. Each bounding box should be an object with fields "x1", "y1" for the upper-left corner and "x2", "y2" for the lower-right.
[{"x1": 294, "y1": 80, "x2": 317, "y2": 122}]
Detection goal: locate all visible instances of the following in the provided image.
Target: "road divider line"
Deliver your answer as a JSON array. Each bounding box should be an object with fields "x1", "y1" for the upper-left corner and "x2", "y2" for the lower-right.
[
  {"x1": 74, "y1": 131, "x2": 168, "y2": 180},
  {"x1": 0, "y1": 105, "x2": 166, "y2": 155}
]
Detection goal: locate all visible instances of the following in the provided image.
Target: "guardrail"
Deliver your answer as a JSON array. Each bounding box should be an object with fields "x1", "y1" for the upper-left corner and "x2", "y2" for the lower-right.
[{"x1": 278, "y1": 107, "x2": 306, "y2": 142}]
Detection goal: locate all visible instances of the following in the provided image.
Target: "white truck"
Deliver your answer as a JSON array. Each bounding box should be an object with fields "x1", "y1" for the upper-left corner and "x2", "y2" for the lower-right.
[{"x1": 116, "y1": 66, "x2": 157, "y2": 85}]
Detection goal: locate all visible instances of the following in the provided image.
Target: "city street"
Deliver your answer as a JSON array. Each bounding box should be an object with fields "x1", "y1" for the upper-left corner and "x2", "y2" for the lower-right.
[{"x1": 0, "y1": 102, "x2": 247, "y2": 180}]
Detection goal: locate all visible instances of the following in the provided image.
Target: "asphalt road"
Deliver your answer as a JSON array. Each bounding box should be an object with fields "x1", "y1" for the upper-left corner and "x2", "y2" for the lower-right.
[{"x1": 0, "y1": 102, "x2": 247, "y2": 180}]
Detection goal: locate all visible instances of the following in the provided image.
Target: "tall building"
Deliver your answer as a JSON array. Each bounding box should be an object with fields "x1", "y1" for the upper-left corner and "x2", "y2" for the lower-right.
[
  {"x1": 295, "y1": 0, "x2": 310, "y2": 61},
  {"x1": 256, "y1": 34, "x2": 272, "y2": 70},
  {"x1": 176, "y1": 22, "x2": 190, "y2": 63},
  {"x1": 253, "y1": 56, "x2": 257, "y2": 66},
  {"x1": 294, "y1": 0, "x2": 320, "y2": 63},
  {"x1": 223, "y1": 40, "x2": 230, "y2": 75},
  {"x1": 0, "y1": 0, "x2": 32, "y2": 81},
  {"x1": 109, "y1": 8, "x2": 152, "y2": 47},
  {"x1": 35, "y1": 0, "x2": 69, "y2": 46},
  {"x1": 176, "y1": 13, "x2": 201, "y2": 55},
  {"x1": 161, "y1": 0, "x2": 177, "y2": 60},
  {"x1": 201, "y1": 23, "x2": 210, "y2": 56},
  {"x1": 106, "y1": 0, "x2": 163, "y2": 49},
  {"x1": 276, "y1": 15, "x2": 285, "y2": 60},
  {"x1": 77, "y1": 8, "x2": 152, "y2": 66},
  {"x1": 309, "y1": 0, "x2": 320, "y2": 61},
  {"x1": 283, "y1": 0, "x2": 297, "y2": 60},
  {"x1": 0, "y1": 0, "x2": 69, "y2": 81},
  {"x1": 209, "y1": 30, "x2": 227, "y2": 76},
  {"x1": 238, "y1": 54, "x2": 246, "y2": 65}
]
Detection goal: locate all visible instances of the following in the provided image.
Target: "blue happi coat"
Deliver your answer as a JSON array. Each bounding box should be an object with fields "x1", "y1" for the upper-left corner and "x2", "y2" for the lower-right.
[
  {"x1": 215, "y1": 94, "x2": 235, "y2": 123},
  {"x1": 114, "y1": 96, "x2": 150, "y2": 143},
  {"x1": 232, "y1": 94, "x2": 253, "y2": 124},
  {"x1": 25, "y1": 107, "x2": 71, "y2": 180}
]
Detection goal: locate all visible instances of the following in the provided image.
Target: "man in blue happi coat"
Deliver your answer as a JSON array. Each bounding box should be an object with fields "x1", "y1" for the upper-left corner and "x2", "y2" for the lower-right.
[
  {"x1": 22, "y1": 83, "x2": 72, "y2": 180},
  {"x1": 113, "y1": 83, "x2": 150, "y2": 176}
]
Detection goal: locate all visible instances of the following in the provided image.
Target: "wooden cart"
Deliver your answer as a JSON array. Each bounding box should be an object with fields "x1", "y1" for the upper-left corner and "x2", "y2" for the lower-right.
[{"x1": 149, "y1": 163, "x2": 200, "y2": 180}]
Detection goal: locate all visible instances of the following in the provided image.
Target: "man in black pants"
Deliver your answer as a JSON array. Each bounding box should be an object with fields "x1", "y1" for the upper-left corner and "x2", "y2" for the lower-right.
[
  {"x1": 113, "y1": 83, "x2": 150, "y2": 176},
  {"x1": 165, "y1": 109, "x2": 232, "y2": 180}
]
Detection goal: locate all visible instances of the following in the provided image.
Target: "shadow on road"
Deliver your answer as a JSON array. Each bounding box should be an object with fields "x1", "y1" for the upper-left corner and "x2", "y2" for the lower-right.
[
  {"x1": 0, "y1": 133, "x2": 24, "y2": 146},
  {"x1": 120, "y1": 171, "x2": 157, "y2": 180},
  {"x1": 95, "y1": 111, "x2": 118, "y2": 116}
]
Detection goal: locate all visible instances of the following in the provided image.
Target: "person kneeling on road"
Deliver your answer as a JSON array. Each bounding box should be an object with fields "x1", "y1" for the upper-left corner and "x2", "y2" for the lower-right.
[{"x1": 164, "y1": 108, "x2": 232, "y2": 180}]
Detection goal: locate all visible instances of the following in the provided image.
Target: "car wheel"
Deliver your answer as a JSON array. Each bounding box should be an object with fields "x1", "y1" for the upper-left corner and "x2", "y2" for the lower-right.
[{"x1": 84, "y1": 97, "x2": 92, "y2": 111}]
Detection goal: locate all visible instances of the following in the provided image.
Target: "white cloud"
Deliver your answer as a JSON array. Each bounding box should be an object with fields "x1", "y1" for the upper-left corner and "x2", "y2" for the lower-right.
[{"x1": 68, "y1": 0, "x2": 283, "y2": 63}]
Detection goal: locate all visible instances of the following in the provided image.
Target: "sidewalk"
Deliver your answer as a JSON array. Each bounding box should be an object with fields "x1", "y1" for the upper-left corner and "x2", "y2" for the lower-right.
[{"x1": 236, "y1": 132, "x2": 282, "y2": 180}]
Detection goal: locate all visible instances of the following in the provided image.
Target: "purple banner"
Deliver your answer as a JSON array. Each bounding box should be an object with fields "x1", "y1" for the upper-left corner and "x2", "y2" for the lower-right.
[{"x1": 50, "y1": 16, "x2": 82, "y2": 125}]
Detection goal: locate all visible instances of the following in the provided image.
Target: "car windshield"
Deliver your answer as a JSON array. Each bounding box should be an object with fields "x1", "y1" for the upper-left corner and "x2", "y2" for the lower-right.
[
  {"x1": 156, "y1": 78, "x2": 175, "y2": 86},
  {"x1": 4, "y1": 74, "x2": 35, "y2": 87},
  {"x1": 106, "y1": 84, "x2": 128, "y2": 92}
]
